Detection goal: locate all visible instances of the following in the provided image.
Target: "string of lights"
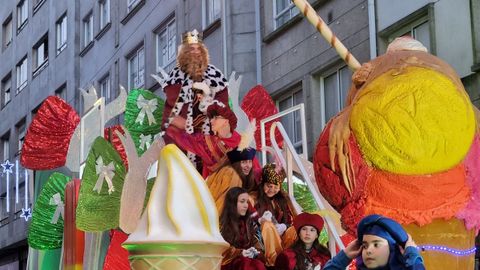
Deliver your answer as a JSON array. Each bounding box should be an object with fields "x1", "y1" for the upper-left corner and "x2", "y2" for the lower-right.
[{"x1": 418, "y1": 245, "x2": 477, "y2": 256}]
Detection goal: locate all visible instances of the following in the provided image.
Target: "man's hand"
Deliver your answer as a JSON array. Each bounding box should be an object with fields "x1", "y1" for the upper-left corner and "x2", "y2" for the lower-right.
[{"x1": 170, "y1": 116, "x2": 186, "y2": 130}]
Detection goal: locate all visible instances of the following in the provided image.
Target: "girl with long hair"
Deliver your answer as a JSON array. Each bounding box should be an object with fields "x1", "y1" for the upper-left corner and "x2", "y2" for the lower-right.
[
  {"x1": 207, "y1": 147, "x2": 259, "y2": 212},
  {"x1": 250, "y1": 163, "x2": 297, "y2": 267},
  {"x1": 275, "y1": 213, "x2": 331, "y2": 270},
  {"x1": 220, "y1": 187, "x2": 266, "y2": 270}
]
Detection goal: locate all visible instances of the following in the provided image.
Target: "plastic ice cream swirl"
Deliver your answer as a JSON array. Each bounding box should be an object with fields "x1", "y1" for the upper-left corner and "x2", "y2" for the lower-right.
[{"x1": 123, "y1": 144, "x2": 228, "y2": 269}]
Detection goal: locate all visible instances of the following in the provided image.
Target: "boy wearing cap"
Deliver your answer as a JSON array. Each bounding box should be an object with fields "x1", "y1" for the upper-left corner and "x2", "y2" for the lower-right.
[
  {"x1": 323, "y1": 214, "x2": 425, "y2": 270},
  {"x1": 275, "y1": 212, "x2": 331, "y2": 270}
]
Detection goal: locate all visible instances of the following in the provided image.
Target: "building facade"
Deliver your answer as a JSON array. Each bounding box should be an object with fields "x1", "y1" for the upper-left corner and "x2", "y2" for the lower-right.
[{"x1": 0, "y1": 0, "x2": 79, "y2": 268}]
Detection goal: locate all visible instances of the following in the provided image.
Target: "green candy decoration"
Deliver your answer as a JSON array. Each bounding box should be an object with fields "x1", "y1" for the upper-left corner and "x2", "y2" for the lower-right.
[
  {"x1": 282, "y1": 182, "x2": 330, "y2": 244},
  {"x1": 76, "y1": 137, "x2": 126, "y2": 231},
  {"x1": 124, "y1": 89, "x2": 164, "y2": 155},
  {"x1": 28, "y1": 172, "x2": 71, "y2": 250},
  {"x1": 282, "y1": 182, "x2": 319, "y2": 213}
]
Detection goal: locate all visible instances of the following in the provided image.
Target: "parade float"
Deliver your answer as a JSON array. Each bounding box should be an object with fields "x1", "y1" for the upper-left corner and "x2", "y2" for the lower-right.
[
  {"x1": 0, "y1": 0, "x2": 474, "y2": 269},
  {"x1": 290, "y1": 0, "x2": 480, "y2": 269}
]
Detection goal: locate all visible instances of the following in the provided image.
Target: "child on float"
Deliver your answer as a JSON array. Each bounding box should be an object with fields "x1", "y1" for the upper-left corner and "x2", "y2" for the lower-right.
[
  {"x1": 207, "y1": 147, "x2": 258, "y2": 213},
  {"x1": 275, "y1": 212, "x2": 331, "y2": 270},
  {"x1": 250, "y1": 163, "x2": 297, "y2": 266},
  {"x1": 323, "y1": 214, "x2": 425, "y2": 270},
  {"x1": 167, "y1": 103, "x2": 240, "y2": 178},
  {"x1": 220, "y1": 187, "x2": 266, "y2": 270}
]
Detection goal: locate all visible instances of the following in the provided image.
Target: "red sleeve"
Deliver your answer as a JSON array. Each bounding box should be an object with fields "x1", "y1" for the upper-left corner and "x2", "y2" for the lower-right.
[
  {"x1": 252, "y1": 157, "x2": 262, "y2": 185},
  {"x1": 274, "y1": 249, "x2": 296, "y2": 270},
  {"x1": 162, "y1": 83, "x2": 182, "y2": 130},
  {"x1": 214, "y1": 87, "x2": 229, "y2": 106},
  {"x1": 166, "y1": 126, "x2": 209, "y2": 159}
]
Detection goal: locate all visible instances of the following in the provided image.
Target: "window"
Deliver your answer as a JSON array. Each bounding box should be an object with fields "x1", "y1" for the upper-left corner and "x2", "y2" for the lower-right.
[
  {"x1": 56, "y1": 14, "x2": 67, "y2": 54},
  {"x1": 278, "y1": 89, "x2": 304, "y2": 154},
  {"x1": 83, "y1": 13, "x2": 93, "y2": 47},
  {"x1": 2, "y1": 74, "x2": 11, "y2": 107},
  {"x1": 2, "y1": 15, "x2": 12, "y2": 48},
  {"x1": 16, "y1": 57, "x2": 28, "y2": 92},
  {"x1": 100, "y1": 0, "x2": 110, "y2": 29},
  {"x1": 2, "y1": 136, "x2": 9, "y2": 161},
  {"x1": 33, "y1": 35, "x2": 48, "y2": 73},
  {"x1": 0, "y1": 194, "x2": 8, "y2": 221},
  {"x1": 322, "y1": 66, "x2": 352, "y2": 126},
  {"x1": 128, "y1": 46, "x2": 145, "y2": 89},
  {"x1": 274, "y1": 0, "x2": 299, "y2": 29},
  {"x1": 55, "y1": 84, "x2": 66, "y2": 101},
  {"x1": 156, "y1": 18, "x2": 176, "y2": 72},
  {"x1": 128, "y1": 0, "x2": 141, "y2": 12},
  {"x1": 99, "y1": 75, "x2": 112, "y2": 103},
  {"x1": 16, "y1": 121, "x2": 26, "y2": 156},
  {"x1": 393, "y1": 20, "x2": 431, "y2": 52},
  {"x1": 203, "y1": 0, "x2": 221, "y2": 27},
  {"x1": 33, "y1": 0, "x2": 46, "y2": 13},
  {"x1": 17, "y1": 0, "x2": 28, "y2": 32}
]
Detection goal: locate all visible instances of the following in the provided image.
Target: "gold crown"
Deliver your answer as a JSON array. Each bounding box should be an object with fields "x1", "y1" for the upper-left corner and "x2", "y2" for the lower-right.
[{"x1": 183, "y1": 29, "x2": 202, "y2": 44}]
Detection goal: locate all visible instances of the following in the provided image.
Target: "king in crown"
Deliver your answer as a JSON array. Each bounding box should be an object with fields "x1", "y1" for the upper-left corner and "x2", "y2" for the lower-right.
[{"x1": 161, "y1": 29, "x2": 230, "y2": 172}]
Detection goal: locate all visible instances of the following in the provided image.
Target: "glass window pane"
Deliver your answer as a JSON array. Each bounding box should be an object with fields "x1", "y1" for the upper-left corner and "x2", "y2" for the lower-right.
[
  {"x1": 213, "y1": 0, "x2": 221, "y2": 20},
  {"x1": 276, "y1": 0, "x2": 289, "y2": 14},
  {"x1": 279, "y1": 96, "x2": 294, "y2": 146},
  {"x1": 138, "y1": 48, "x2": 145, "y2": 87},
  {"x1": 293, "y1": 91, "x2": 303, "y2": 144},
  {"x1": 158, "y1": 31, "x2": 167, "y2": 67},
  {"x1": 413, "y1": 21, "x2": 430, "y2": 52},
  {"x1": 339, "y1": 66, "x2": 352, "y2": 108},
  {"x1": 129, "y1": 55, "x2": 137, "y2": 89},
  {"x1": 324, "y1": 73, "x2": 339, "y2": 123},
  {"x1": 168, "y1": 21, "x2": 176, "y2": 61}
]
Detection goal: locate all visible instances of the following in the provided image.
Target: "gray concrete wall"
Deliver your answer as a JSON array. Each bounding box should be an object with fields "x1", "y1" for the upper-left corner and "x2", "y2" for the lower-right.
[
  {"x1": 376, "y1": 0, "x2": 432, "y2": 31},
  {"x1": 434, "y1": 0, "x2": 473, "y2": 77},
  {"x1": 0, "y1": 0, "x2": 79, "y2": 258},
  {"x1": 376, "y1": 0, "x2": 474, "y2": 78}
]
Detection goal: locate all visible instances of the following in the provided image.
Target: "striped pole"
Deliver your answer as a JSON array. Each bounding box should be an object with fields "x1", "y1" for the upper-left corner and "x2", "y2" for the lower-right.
[{"x1": 292, "y1": 0, "x2": 361, "y2": 70}]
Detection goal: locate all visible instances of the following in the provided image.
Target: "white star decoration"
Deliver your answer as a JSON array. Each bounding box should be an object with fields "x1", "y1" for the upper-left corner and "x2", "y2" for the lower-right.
[
  {"x1": 20, "y1": 207, "x2": 32, "y2": 221},
  {"x1": 1, "y1": 160, "x2": 14, "y2": 174}
]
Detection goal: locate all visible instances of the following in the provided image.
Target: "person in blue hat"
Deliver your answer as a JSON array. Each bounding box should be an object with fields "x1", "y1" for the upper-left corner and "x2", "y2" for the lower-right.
[
  {"x1": 206, "y1": 147, "x2": 258, "y2": 213},
  {"x1": 323, "y1": 214, "x2": 425, "y2": 270}
]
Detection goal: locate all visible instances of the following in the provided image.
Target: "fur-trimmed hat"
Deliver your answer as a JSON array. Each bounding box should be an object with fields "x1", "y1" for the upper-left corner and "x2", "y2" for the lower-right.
[
  {"x1": 207, "y1": 103, "x2": 237, "y2": 131},
  {"x1": 227, "y1": 148, "x2": 256, "y2": 163},
  {"x1": 293, "y1": 212, "x2": 325, "y2": 233},
  {"x1": 261, "y1": 163, "x2": 286, "y2": 185}
]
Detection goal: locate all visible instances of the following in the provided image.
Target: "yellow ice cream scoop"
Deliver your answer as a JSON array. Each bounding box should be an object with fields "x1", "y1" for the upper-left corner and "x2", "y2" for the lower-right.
[{"x1": 350, "y1": 66, "x2": 475, "y2": 175}]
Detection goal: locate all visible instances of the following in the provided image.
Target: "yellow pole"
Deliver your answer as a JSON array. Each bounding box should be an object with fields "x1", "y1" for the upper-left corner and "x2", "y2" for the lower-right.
[{"x1": 292, "y1": 0, "x2": 362, "y2": 70}]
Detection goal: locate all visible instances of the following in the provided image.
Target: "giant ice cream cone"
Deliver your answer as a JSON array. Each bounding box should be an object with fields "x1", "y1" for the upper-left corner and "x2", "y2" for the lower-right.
[{"x1": 123, "y1": 144, "x2": 229, "y2": 270}]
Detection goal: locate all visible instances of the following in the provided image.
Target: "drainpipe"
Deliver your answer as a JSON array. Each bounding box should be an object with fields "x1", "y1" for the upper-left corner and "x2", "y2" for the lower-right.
[
  {"x1": 368, "y1": 0, "x2": 377, "y2": 59},
  {"x1": 222, "y1": 0, "x2": 228, "y2": 74},
  {"x1": 255, "y1": 0, "x2": 262, "y2": 84}
]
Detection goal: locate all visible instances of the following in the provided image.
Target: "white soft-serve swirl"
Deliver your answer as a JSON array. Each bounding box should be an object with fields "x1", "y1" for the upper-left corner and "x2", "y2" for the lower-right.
[{"x1": 124, "y1": 144, "x2": 228, "y2": 245}]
